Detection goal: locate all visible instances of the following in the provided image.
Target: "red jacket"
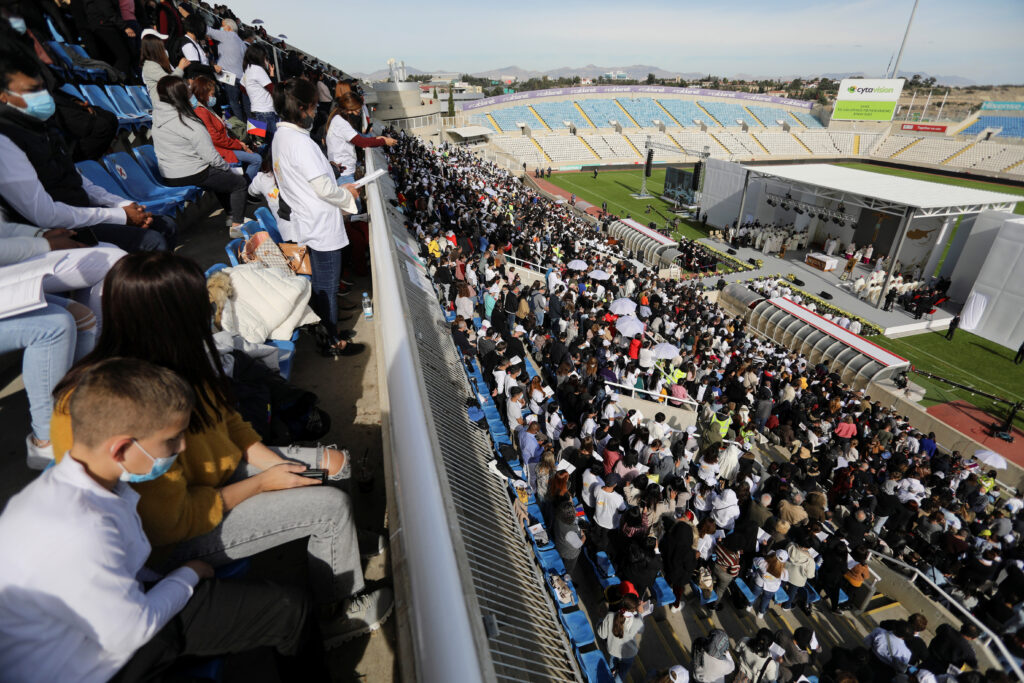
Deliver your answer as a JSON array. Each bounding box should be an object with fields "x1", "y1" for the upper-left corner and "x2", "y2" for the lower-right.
[
  {"x1": 628, "y1": 338, "x2": 641, "y2": 360},
  {"x1": 195, "y1": 105, "x2": 243, "y2": 164}
]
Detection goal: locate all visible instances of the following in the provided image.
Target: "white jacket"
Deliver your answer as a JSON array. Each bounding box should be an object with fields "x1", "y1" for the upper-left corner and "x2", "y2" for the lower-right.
[{"x1": 218, "y1": 264, "x2": 319, "y2": 342}]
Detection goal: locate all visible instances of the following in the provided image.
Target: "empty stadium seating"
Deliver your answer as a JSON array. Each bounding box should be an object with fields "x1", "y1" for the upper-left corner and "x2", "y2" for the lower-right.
[
  {"x1": 656, "y1": 99, "x2": 717, "y2": 128},
  {"x1": 578, "y1": 99, "x2": 634, "y2": 128},
  {"x1": 954, "y1": 141, "x2": 1024, "y2": 173},
  {"x1": 531, "y1": 101, "x2": 592, "y2": 130},
  {"x1": 489, "y1": 106, "x2": 540, "y2": 133},
  {"x1": 893, "y1": 137, "x2": 972, "y2": 165},
  {"x1": 625, "y1": 132, "x2": 679, "y2": 160},
  {"x1": 789, "y1": 110, "x2": 825, "y2": 128},
  {"x1": 753, "y1": 131, "x2": 810, "y2": 155},
  {"x1": 472, "y1": 115, "x2": 498, "y2": 131},
  {"x1": 874, "y1": 135, "x2": 923, "y2": 157},
  {"x1": 745, "y1": 105, "x2": 791, "y2": 128},
  {"x1": 959, "y1": 115, "x2": 1024, "y2": 138},
  {"x1": 697, "y1": 100, "x2": 759, "y2": 128},
  {"x1": 536, "y1": 135, "x2": 597, "y2": 162},
  {"x1": 711, "y1": 129, "x2": 761, "y2": 155},
  {"x1": 617, "y1": 98, "x2": 669, "y2": 128},
  {"x1": 670, "y1": 130, "x2": 728, "y2": 157},
  {"x1": 581, "y1": 134, "x2": 640, "y2": 159},
  {"x1": 492, "y1": 136, "x2": 548, "y2": 165}
]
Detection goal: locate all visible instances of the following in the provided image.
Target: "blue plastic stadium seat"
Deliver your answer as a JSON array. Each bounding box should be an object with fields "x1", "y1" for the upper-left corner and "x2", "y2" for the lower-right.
[
  {"x1": 487, "y1": 106, "x2": 538, "y2": 133},
  {"x1": 697, "y1": 100, "x2": 759, "y2": 127},
  {"x1": 75, "y1": 160, "x2": 130, "y2": 199},
  {"x1": 733, "y1": 576, "x2": 756, "y2": 604},
  {"x1": 532, "y1": 101, "x2": 591, "y2": 130},
  {"x1": 106, "y1": 85, "x2": 151, "y2": 124},
  {"x1": 254, "y1": 206, "x2": 284, "y2": 243},
  {"x1": 130, "y1": 146, "x2": 201, "y2": 202},
  {"x1": 653, "y1": 575, "x2": 676, "y2": 606},
  {"x1": 960, "y1": 115, "x2": 1024, "y2": 138},
  {"x1": 657, "y1": 99, "x2": 717, "y2": 127},
  {"x1": 59, "y1": 83, "x2": 86, "y2": 101},
  {"x1": 80, "y1": 84, "x2": 141, "y2": 130},
  {"x1": 46, "y1": 42, "x2": 105, "y2": 82},
  {"x1": 617, "y1": 98, "x2": 667, "y2": 127},
  {"x1": 205, "y1": 263, "x2": 229, "y2": 278},
  {"x1": 128, "y1": 85, "x2": 153, "y2": 112},
  {"x1": 578, "y1": 99, "x2": 634, "y2": 128},
  {"x1": 102, "y1": 152, "x2": 189, "y2": 205},
  {"x1": 558, "y1": 606, "x2": 595, "y2": 647},
  {"x1": 225, "y1": 238, "x2": 244, "y2": 266},
  {"x1": 576, "y1": 643, "x2": 615, "y2": 683},
  {"x1": 690, "y1": 579, "x2": 719, "y2": 607}
]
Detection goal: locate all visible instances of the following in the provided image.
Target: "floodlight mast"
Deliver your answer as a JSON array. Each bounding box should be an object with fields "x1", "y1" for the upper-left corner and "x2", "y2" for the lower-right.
[{"x1": 638, "y1": 135, "x2": 710, "y2": 197}]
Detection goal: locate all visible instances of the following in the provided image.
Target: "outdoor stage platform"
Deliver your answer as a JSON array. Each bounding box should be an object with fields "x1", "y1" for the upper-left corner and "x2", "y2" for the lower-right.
[{"x1": 698, "y1": 236, "x2": 957, "y2": 338}]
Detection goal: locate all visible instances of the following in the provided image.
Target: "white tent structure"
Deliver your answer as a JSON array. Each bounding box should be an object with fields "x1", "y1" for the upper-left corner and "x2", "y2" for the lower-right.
[{"x1": 700, "y1": 160, "x2": 1021, "y2": 310}]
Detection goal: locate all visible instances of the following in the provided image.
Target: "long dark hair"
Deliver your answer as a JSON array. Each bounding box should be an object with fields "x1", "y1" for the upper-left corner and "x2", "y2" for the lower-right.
[
  {"x1": 140, "y1": 35, "x2": 171, "y2": 73},
  {"x1": 612, "y1": 594, "x2": 640, "y2": 638},
  {"x1": 327, "y1": 90, "x2": 363, "y2": 129},
  {"x1": 156, "y1": 75, "x2": 202, "y2": 126},
  {"x1": 242, "y1": 43, "x2": 270, "y2": 72},
  {"x1": 273, "y1": 77, "x2": 317, "y2": 125},
  {"x1": 54, "y1": 252, "x2": 232, "y2": 432}
]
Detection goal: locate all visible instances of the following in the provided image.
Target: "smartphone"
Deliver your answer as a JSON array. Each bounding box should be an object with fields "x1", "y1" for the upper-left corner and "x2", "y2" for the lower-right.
[
  {"x1": 298, "y1": 468, "x2": 327, "y2": 484},
  {"x1": 74, "y1": 228, "x2": 99, "y2": 247}
]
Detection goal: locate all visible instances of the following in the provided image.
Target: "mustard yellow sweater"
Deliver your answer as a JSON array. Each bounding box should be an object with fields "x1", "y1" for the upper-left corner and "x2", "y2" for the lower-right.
[{"x1": 52, "y1": 396, "x2": 261, "y2": 550}]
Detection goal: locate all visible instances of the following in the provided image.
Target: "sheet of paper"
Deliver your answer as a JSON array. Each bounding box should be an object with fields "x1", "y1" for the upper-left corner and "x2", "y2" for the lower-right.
[
  {"x1": 0, "y1": 252, "x2": 66, "y2": 320},
  {"x1": 556, "y1": 460, "x2": 576, "y2": 475},
  {"x1": 215, "y1": 70, "x2": 236, "y2": 86},
  {"x1": 352, "y1": 168, "x2": 387, "y2": 188},
  {"x1": 769, "y1": 643, "x2": 786, "y2": 659}
]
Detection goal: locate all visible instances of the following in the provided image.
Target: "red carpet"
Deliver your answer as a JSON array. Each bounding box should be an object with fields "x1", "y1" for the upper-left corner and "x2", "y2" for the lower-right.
[
  {"x1": 926, "y1": 400, "x2": 1024, "y2": 468},
  {"x1": 532, "y1": 177, "x2": 606, "y2": 218}
]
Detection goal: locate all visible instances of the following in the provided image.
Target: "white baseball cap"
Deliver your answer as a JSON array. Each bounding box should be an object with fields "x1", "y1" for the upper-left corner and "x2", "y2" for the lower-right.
[{"x1": 140, "y1": 28, "x2": 169, "y2": 40}]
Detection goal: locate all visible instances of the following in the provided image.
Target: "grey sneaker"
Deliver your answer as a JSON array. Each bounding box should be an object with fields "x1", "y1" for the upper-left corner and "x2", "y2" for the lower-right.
[
  {"x1": 322, "y1": 587, "x2": 394, "y2": 648},
  {"x1": 26, "y1": 434, "x2": 54, "y2": 471},
  {"x1": 228, "y1": 224, "x2": 244, "y2": 239}
]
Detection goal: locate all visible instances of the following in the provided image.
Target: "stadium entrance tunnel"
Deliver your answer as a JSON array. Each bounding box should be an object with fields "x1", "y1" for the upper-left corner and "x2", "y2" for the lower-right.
[
  {"x1": 606, "y1": 220, "x2": 677, "y2": 268},
  {"x1": 718, "y1": 283, "x2": 911, "y2": 390}
]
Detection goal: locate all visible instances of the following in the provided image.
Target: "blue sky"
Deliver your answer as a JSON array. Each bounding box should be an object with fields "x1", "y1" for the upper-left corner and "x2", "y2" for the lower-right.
[{"x1": 240, "y1": 0, "x2": 1024, "y2": 83}]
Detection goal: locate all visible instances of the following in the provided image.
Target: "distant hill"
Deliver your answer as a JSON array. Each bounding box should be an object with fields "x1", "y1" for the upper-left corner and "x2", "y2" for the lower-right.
[{"x1": 353, "y1": 63, "x2": 978, "y2": 87}]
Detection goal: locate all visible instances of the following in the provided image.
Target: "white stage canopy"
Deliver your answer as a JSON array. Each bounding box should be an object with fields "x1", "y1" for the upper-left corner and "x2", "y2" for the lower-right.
[
  {"x1": 447, "y1": 126, "x2": 494, "y2": 139},
  {"x1": 741, "y1": 163, "x2": 1021, "y2": 217}
]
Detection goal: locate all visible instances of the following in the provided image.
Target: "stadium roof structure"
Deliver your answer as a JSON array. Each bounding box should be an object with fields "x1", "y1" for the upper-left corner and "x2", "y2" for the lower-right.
[
  {"x1": 742, "y1": 163, "x2": 1021, "y2": 217},
  {"x1": 446, "y1": 125, "x2": 494, "y2": 139}
]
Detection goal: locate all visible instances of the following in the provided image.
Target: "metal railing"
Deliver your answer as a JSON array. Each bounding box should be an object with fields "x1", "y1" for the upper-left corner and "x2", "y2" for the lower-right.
[
  {"x1": 869, "y1": 550, "x2": 1024, "y2": 681},
  {"x1": 603, "y1": 380, "x2": 699, "y2": 409}
]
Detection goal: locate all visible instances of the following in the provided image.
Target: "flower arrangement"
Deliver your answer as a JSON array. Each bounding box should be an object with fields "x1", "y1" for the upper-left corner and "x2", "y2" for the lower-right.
[
  {"x1": 744, "y1": 276, "x2": 884, "y2": 337},
  {"x1": 700, "y1": 244, "x2": 758, "y2": 274}
]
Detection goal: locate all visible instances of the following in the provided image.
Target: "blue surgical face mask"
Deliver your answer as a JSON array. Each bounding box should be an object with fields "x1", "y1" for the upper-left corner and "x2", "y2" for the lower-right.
[
  {"x1": 118, "y1": 438, "x2": 179, "y2": 483},
  {"x1": 207, "y1": 95, "x2": 217, "y2": 108},
  {"x1": 188, "y1": 94, "x2": 199, "y2": 108},
  {"x1": 5, "y1": 89, "x2": 55, "y2": 121},
  {"x1": 8, "y1": 16, "x2": 27, "y2": 34}
]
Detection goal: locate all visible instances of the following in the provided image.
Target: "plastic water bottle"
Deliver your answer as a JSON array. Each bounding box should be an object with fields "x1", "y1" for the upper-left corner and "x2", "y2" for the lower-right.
[{"x1": 361, "y1": 292, "x2": 373, "y2": 320}]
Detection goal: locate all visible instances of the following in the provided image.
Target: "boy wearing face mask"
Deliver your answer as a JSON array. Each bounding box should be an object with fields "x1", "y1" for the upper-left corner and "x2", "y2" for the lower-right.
[{"x1": 0, "y1": 358, "x2": 323, "y2": 682}]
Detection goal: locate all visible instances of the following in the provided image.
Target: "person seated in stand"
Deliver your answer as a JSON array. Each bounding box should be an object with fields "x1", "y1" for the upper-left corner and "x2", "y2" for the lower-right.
[
  {"x1": 151, "y1": 76, "x2": 248, "y2": 238},
  {"x1": 50, "y1": 252, "x2": 391, "y2": 647},
  {"x1": 190, "y1": 76, "x2": 262, "y2": 181},
  {"x1": 0, "y1": 358, "x2": 328, "y2": 682},
  {"x1": 0, "y1": 55, "x2": 173, "y2": 252}
]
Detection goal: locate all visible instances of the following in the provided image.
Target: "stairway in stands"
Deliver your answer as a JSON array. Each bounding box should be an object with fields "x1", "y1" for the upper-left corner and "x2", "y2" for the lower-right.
[
  {"x1": 528, "y1": 106, "x2": 551, "y2": 131},
  {"x1": 573, "y1": 102, "x2": 597, "y2": 128},
  {"x1": 530, "y1": 137, "x2": 552, "y2": 162},
  {"x1": 695, "y1": 102, "x2": 723, "y2": 126},
  {"x1": 744, "y1": 106, "x2": 766, "y2": 127}
]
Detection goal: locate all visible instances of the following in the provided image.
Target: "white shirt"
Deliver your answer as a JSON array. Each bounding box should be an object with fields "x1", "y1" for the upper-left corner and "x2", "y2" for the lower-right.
[
  {"x1": 593, "y1": 487, "x2": 627, "y2": 529},
  {"x1": 242, "y1": 65, "x2": 274, "y2": 113},
  {"x1": 581, "y1": 469, "x2": 601, "y2": 508},
  {"x1": 865, "y1": 627, "x2": 911, "y2": 672},
  {"x1": 247, "y1": 171, "x2": 295, "y2": 241},
  {"x1": 180, "y1": 36, "x2": 208, "y2": 65},
  {"x1": 272, "y1": 123, "x2": 353, "y2": 251},
  {"x1": 0, "y1": 456, "x2": 199, "y2": 683},
  {"x1": 325, "y1": 115, "x2": 359, "y2": 174},
  {"x1": 0, "y1": 134, "x2": 129, "y2": 228}
]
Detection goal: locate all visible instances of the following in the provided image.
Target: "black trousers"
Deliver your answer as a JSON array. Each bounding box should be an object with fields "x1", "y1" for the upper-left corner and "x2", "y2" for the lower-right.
[
  {"x1": 87, "y1": 26, "x2": 134, "y2": 82},
  {"x1": 112, "y1": 578, "x2": 328, "y2": 682},
  {"x1": 165, "y1": 167, "x2": 247, "y2": 224}
]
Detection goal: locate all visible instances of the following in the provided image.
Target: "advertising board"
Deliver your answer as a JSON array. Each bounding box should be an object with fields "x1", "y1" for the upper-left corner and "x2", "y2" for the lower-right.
[
  {"x1": 900, "y1": 123, "x2": 948, "y2": 133},
  {"x1": 832, "y1": 78, "x2": 905, "y2": 121}
]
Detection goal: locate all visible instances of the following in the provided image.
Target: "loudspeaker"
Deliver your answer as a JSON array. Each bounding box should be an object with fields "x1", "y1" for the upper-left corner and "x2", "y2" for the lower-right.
[
  {"x1": 748, "y1": 258, "x2": 757, "y2": 265},
  {"x1": 819, "y1": 291, "x2": 833, "y2": 300},
  {"x1": 692, "y1": 161, "x2": 703, "y2": 191},
  {"x1": 727, "y1": 248, "x2": 737, "y2": 255},
  {"x1": 644, "y1": 149, "x2": 654, "y2": 177}
]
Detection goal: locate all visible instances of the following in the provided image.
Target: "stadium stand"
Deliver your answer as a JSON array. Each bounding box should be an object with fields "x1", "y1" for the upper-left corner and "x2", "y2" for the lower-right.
[
  {"x1": 625, "y1": 132, "x2": 679, "y2": 160},
  {"x1": 959, "y1": 115, "x2": 1024, "y2": 138},
  {"x1": 489, "y1": 105, "x2": 539, "y2": 132},
  {"x1": 537, "y1": 135, "x2": 597, "y2": 162},
  {"x1": 874, "y1": 134, "x2": 924, "y2": 157},
  {"x1": 753, "y1": 131, "x2": 811, "y2": 155},
  {"x1": 697, "y1": 100, "x2": 760, "y2": 127},
  {"x1": 893, "y1": 137, "x2": 973, "y2": 165},
  {"x1": 617, "y1": 97, "x2": 669, "y2": 128},
  {"x1": 955, "y1": 141, "x2": 1024, "y2": 173},
  {"x1": 531, "y1": 101, "x2": 592, "y2": 130},
  {"x1": 789, "y1": 110, "x2": 826, "y2": 128},
  {"x1": 578, "y1": 99, "x2": 635, "y2": 128},
  {"x1": 587, "y1": 133, "x2": 641, "y2": 159},
  {"x1": 471, "y1": 114, "x2": 499, "y2": 131},
  {"x1": 710, "y1": 129, "x2": 763, "y2": 155},
  {"x1": 745, "y1": 105, "x2": 793, "y2": 128},
  {"x1": 493, "y1": 135, "x2": 549, "y2": 165},
  {"x1": 657, "y1": 99, "x2": 718, "y2": 127},
  {"x1": 670, "y1": 130, "x2": 729, "y2": 157}
]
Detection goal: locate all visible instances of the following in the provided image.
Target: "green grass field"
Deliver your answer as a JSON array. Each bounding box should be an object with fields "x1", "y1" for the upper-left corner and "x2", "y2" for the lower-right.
[
  {"x1": 871, "y1": 330, "x2": 1024, "y2": 431},
  {"x1": 545, "y1": 169, "x2": 709, "y2": 241}
]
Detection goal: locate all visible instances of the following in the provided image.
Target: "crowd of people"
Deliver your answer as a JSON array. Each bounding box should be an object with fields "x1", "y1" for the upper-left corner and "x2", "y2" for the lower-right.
[
  {"x1": 0, "y1": 1, "x2": 401, "y2": 680},
  {"x1": 388, "y1": 134, "x2": 1023, "y2": 682}
]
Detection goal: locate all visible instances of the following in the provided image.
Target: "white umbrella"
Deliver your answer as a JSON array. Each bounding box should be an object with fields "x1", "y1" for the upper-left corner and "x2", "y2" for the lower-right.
[
  {"x1": 251, "y1": 18, "x2": 264, "y2": 24},
  {"x1": 567, "y1": 260, "x2": 587, "y2": 271},
  {"x1": 277, "y1": 33, "x2": 288, "y2": 40},
  {"x1": 589, "y1": 269, "x2": 610, "y2": 281},
  {"x1": 615, "y1": 315, "x2": 645, "y2": 337},
  {"x1": 653, "y1": 342, "x2": 681, "y2": 359},
  {"x1": 609, "y1": 298, "x2": 637, "y2": 315},
  {"x1": 974, "y1": 449, "x2": 1008, "y2": 469}
]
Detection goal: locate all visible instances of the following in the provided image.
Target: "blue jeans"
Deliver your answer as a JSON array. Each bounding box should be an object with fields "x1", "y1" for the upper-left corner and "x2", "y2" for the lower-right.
[
  {"x1": 234, "y1": 150, "x2": 263, "y2": 181},
  {"x1": 610, "y1": 656, "x2": 635, "y2": 677},
  {"x1": 749, "y1": 583, "x2": 775, "y2": 615},
  {"x1": 308, "y1": 246, "x2": 342, "y2": 339},
  {"x1": 0, "y1": 303, "x2": 76, "y2": 440},
  {"x1": 221, "y1": 81, "x2": 245, "y2": 122},
  {"x1": 89, "y1": 221, "x2": 169, "y2": 252},
  {"x1": 783, "y1": 583, "x2": 810, "y2": 609}
]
